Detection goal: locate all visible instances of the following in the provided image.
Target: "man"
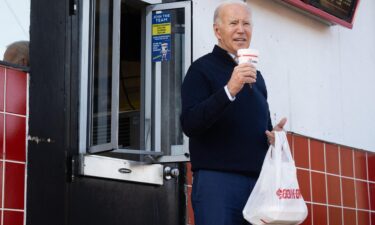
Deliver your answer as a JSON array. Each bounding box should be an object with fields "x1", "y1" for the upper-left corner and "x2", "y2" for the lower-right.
[
  {"x1": 3, "y1": 41, "x2": 29, "y2": 67},
  {"x1": 180, "y1": 1, "x2": 286, "y2": 224}
]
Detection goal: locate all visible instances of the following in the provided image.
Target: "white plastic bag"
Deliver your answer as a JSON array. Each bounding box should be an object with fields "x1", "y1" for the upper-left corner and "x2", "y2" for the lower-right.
[{"x1": 243, "y1": 131, "x2": 308, "y2": 225}]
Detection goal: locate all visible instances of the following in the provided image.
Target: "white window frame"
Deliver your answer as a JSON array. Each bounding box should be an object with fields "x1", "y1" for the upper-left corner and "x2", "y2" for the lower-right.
[{"x1": 79, "y1": 0, "x2": 191, "y2": 163}]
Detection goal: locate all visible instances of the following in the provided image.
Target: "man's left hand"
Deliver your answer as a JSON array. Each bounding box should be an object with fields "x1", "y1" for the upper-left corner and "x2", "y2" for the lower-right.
[{"x1": 265, "y1": 118, "x2": 287, "y2": 146}]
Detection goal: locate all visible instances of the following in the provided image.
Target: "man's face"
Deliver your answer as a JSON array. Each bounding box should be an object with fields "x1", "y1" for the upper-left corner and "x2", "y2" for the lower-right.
[{"x1": 214, "y1": 4, "x2": 252, "y2": 55}]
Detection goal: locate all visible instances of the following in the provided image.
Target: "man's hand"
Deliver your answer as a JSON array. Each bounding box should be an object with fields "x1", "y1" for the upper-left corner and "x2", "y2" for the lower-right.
[
  {"x1": 265, "y1": 118, "x2": 287, "y2": 146},
  {"x1": 227, "y1": 63, "x2": 257, "y2": 97}
]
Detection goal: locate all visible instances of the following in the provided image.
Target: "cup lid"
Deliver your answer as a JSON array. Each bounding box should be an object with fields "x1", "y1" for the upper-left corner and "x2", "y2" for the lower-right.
[{"x1": 237, "y1": 48, "x2": 259, "y2": 56}]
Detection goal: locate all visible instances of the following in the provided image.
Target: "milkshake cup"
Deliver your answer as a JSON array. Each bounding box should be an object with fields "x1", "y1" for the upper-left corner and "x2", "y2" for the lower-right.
[
  {"x1": 237, "y1": 48, "x2": 259, "y2": 66},
  {"x1": 237, "y1": 48, "x2": 259, "y2": 88}
]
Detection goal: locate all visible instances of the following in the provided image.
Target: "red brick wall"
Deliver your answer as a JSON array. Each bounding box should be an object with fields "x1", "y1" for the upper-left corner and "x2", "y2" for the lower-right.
[
  {"x1": 2, "y1": 64, "x2": 374, "y2": 225},
  {"x1": 0, "y1": 66, "x2": 28, "y2": 225},
  {"x1": 185, "y1": 133, "x2": 375, "y2": 225}
]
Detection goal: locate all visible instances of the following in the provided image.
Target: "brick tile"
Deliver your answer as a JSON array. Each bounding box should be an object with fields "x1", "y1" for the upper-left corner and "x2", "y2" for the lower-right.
[
  {"x1": 340, "y1": 147, "x2": 354, "y2": 178},
  {"x1": 4, "y1": 163, "x2": 25, "y2": 209},
  {"x1": 312, "y1": 204, "x2": 327, "y2": 225},
  {"x1": 371, "y1": 212, "x2": 375, "y2": 225},
  {"x1": 328, "y1": 206, "x2": 342, "y2": 225},
  {"x1": 354, "y1": 150, "x2": 367, "y2": 180},
  {"x1": 327, "y1": 175, "x2": 341, "y2": 206},
  {"x1": 370, "y1": 182, "x2": 375, "y2": 211},
  {"x1": 341, "y1": 178, "x2": 356, "y2": 208},
  {"x1": 0, "y1": 67, "x2": 4, "y2": 111},
  {"x1": 0, "y1": 113, "x2": 3, "y2": 158},
  {"x1": 325, "y1": 144, "x2": 340, "y2": 175},
  {"x1": 297, "y1": 169, "x2": 311, "y2": 202},
  {"x1": 5, "y1": 115, "x2": 26, "y2": 162},
  {"x1": 0, "y1": 161, "x2": 2, "y2": 204},
  {"x1": 294, "y1": 136, "x2": 309, "y2": 169},
  {"x1": 355, "y1": 180, "x2": 369, "y2": 210},
  {"x1": 343, "y1": 208, "x2": 356, "y2": 225},
  {"x1": 368, "y1": 153, "x2": 375, "y2": 182},
  {"x1": 5, "y1": 69, "x2": 27, "y2": 115},
  {"x1": 357, "y1": 210, "x2": 370, "y2": 225},
  {"x1": 310, "y1": 140, "x2": 325, "y2": 172},
  {"x1": 311, "y1": 172, "x2": 326, "y2": 203},
  {"x1": 4, "y1": 210, "x2": 23, "y2": 225}
]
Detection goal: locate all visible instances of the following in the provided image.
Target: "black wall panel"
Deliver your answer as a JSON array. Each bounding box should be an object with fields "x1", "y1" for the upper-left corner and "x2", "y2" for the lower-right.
[{"x1": 27, "y1": 0, "x2": 185, "y2": 224}]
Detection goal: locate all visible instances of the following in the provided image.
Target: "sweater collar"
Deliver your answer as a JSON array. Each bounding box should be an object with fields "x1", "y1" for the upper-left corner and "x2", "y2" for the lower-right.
[{"x1": 212, "y1": 45, "x2": 237, "y2": 66}]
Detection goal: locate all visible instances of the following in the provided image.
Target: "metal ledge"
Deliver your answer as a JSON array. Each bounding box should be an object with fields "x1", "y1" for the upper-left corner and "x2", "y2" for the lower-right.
[
  {"x1": 0, "y1": 60, "x2": 30, "y2": 72},
  {"x1": 79, "y1": 154, "x2": 164, "y2": 185}
]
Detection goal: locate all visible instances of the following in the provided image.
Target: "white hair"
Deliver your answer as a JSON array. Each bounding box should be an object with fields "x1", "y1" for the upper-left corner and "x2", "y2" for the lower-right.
[{"x1": 213, "y1": 0, "x2": 252, "y2": 25}]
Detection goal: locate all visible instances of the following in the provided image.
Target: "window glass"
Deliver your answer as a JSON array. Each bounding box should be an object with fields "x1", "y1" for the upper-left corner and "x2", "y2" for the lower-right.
[
  {"x1": 84, "y1": 0, "x2": 189, "y2": 161},
  {"x1": 154, "y1": 8, "x2": 185, "y2": 155},
  {"x1": 90, "y1": 0, "x2": 113, "y2": 146}
]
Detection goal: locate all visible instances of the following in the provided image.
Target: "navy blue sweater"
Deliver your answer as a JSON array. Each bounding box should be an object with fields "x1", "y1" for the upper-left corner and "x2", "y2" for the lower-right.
[{"x1": 181, "y1": 45, "x2": 273, "y2": 176}]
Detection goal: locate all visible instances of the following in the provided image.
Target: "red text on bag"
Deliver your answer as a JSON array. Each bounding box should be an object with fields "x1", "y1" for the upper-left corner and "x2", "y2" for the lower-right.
[{"x1": 276, "y1": 188, "x2": 302, "y2": 199}]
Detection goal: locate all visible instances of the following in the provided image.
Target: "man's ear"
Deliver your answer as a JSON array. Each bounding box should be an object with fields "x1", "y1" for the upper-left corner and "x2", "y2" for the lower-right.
[{"x1": 213, "y1": 24, "x2": 221, "y2": 41}]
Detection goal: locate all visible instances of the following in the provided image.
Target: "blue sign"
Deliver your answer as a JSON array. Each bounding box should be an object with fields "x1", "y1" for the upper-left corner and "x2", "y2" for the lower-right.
[{"x1": 152, "y1": 11, "x2": 171, "y2": 62}]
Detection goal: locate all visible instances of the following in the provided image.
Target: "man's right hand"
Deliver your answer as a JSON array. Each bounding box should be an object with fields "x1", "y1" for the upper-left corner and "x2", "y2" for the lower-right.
[{"x1": 227, "y1": 63, "x2": 257, "y2": 97}]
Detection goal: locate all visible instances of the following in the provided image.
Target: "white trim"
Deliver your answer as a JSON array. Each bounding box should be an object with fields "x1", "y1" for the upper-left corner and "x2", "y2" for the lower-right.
[
  {"x1": 1, "y1": 208, "x2": 25, "y2": 212},
  {"x1": 144, "y1": 6, "x2": 152, "y2": 151},
  {"x1": 141, "y1": 0, "x2": 162, "y2": 4},
  {"x1": 0, "y1": 112, "x2": 26, "y2": 118},
  {"x1": 1, "y1": 160, "x2": 26, "y2": 165},
  {"x1": 154, "y1": 62, "x2": 161, "y2": 152},
  {"x1": 79, "y1": 0, "x2": 90, "y2": 154},
  {"x1": 111, "y1": 0, "x2": 121, "y2": 150}
]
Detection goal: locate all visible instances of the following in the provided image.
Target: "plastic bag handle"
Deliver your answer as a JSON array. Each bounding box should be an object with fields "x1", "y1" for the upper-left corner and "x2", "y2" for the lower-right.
[
  {"x1": 269, "y1": 132, "x2": 293, "y2": 161},
  {"x1": 278, "y1": 131, "x2": 294, "y2": 162},
  {"x1": 257, "y1": 132, "x2": 292, "y2": 193},
  {"x1": 270, "y1": 131, "x2": 283, "y2": 161}
]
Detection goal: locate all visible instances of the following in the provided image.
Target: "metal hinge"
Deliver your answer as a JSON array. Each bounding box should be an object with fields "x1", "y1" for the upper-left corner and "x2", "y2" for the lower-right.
[
  {"x1": 70, "y1": 0, "x2": 77, "y2": 15},
  {"x1": 67, "y1": 155, "x2": 79, "y2": 183}
]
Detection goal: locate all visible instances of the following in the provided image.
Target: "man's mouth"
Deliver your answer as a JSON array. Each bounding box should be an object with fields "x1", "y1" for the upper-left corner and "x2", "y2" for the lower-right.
[{"x1": 234, "y1": 38, "x2": 247, "y2": 42}]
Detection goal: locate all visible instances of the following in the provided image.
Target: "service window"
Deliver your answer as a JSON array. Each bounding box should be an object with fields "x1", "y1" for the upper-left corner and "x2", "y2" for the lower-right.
[{"x1": 79, "y1": 0, "x2": 191, "y2": 163}]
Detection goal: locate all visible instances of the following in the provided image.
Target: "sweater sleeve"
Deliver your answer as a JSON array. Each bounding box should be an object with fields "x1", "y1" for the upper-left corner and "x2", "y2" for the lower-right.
[
  {"x1": 267, "y1": 110, "x2": 273, "y2": 132},
  {"x1": 180, "y1": 66, "x2": 231, "y2": 137}
]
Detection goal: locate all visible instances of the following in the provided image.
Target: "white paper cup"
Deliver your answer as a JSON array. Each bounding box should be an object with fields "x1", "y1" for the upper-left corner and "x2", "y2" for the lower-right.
[{"x1": 237, "y1": 48, "x2": 259, "y2": 68}]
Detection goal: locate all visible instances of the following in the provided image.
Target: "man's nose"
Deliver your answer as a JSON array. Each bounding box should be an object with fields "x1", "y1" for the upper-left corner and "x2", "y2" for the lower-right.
[{"x1": 236, "y1": 24, "x2": 245, "y2": 33}]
